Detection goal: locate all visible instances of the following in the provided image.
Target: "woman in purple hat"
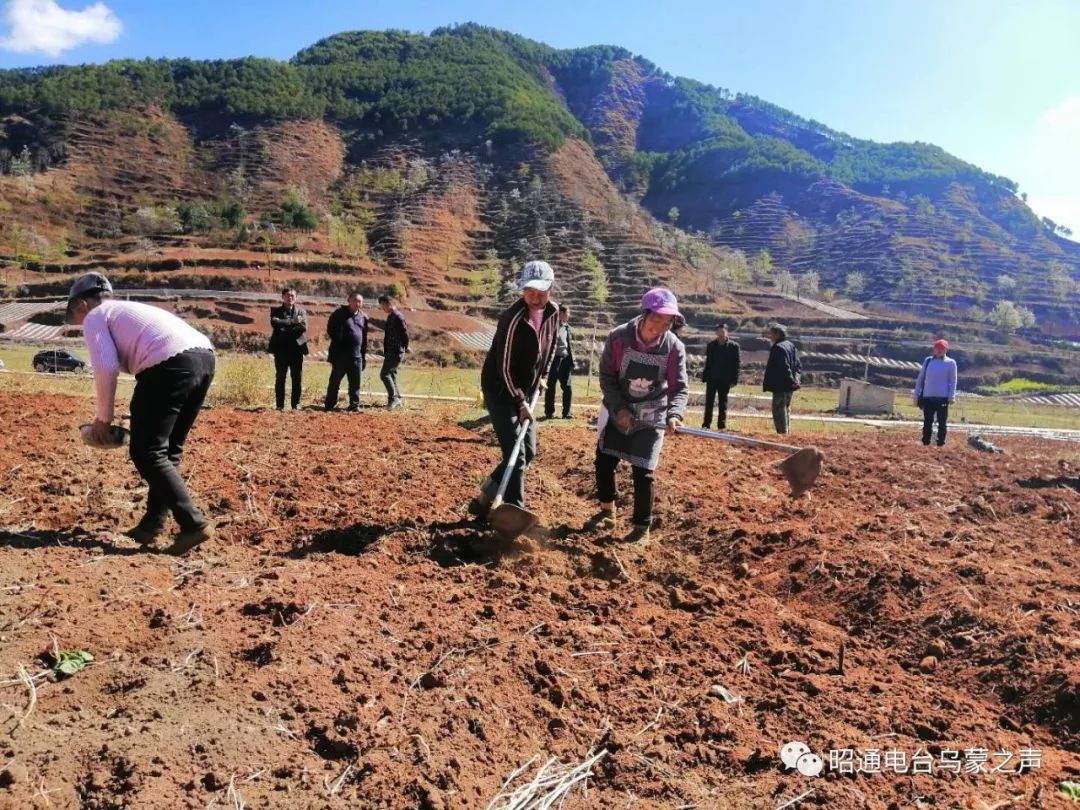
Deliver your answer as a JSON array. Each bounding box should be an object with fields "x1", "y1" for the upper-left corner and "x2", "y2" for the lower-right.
[{"x1": 591, "y1": 287, "x2": 689, "y2": 544}]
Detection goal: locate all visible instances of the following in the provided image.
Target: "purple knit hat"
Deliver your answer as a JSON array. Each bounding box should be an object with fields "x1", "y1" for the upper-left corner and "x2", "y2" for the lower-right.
[{"x1": 640, "y1": 287, "x2": 680, "y2": 317}]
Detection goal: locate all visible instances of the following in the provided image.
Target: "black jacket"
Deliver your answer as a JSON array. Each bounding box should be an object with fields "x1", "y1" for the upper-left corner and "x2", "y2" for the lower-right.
[
  {"x1": 326, "y1": 306, "x2": 369, "y2": 365},
  {"x1": 554, "y1": 322, "x2": 575, "y2": 368},
  {"x1": 763, "y1": 339, "x2": 802, "y2": 393},
  {"x1": 383, "y1": 309, "x2": 410, "y2": 357},
  {"x1": 269, "y1": 305, "x2": 307, "y2": 355},
  {"x1": 481, "y1": 298, "x2": 559, "y2": 406},
  {"x1": 702, "y1": 339, "x2": 740, "y2": 385}
]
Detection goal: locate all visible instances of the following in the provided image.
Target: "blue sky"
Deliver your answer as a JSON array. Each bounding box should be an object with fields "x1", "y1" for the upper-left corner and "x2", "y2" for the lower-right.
[{"x1": 2, "y1": 0, "x2": 1079, "y2": 233}]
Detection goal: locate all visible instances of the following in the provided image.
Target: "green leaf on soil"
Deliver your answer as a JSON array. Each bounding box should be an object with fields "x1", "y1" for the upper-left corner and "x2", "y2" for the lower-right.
[{"x1": 52, "y1": 649, "x2": 94, "y2": 677}]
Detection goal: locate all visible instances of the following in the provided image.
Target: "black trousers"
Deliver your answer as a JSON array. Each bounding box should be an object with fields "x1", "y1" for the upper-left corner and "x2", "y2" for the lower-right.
[
  {"x1": 380, "y1": 354, "x2": 402, "y2": 403},
  {"x1": 921, "y1": 397, "x2": 949, "y2": 445},
  {"x1": 326, "y1": 357, "x2": 362, "y2": 410},
  {"x1": 544, "y1": 355, "x2": 573, "y2": 417},
  {"x1": 129, "y1": 349, "x2": 215, "y2": 532},
  {"x1": 703, "y1": 381, "x2": 731, "y2": 429},
  {"x1": 273, "y1": 352, "x2": 303, "y2": 409},
  {"x1": 595, "y1": 451, "x2": 654, "y2": 526},
  {"x1": 481, "y1": 391, "x2": 536, "y2": 509}
]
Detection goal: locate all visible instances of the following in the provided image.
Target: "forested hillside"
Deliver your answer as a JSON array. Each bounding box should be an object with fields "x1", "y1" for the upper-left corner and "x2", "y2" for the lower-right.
[{"x1": 1, "y1": 23, "x2": 1077, "y2": 333}]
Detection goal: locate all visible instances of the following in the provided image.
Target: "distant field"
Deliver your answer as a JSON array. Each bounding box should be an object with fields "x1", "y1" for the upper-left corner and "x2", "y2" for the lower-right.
[
  {"x1": 991, "y1": 377, "x2": 1079, "y2": 394},
  {"x1": 2, "y1": 342, "x2": 1076, "y2": 431}
]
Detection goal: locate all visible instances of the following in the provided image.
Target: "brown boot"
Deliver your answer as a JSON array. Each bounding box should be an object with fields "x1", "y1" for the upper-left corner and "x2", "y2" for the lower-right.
[
  {"x1": 167, "y1": 524, "x2": 215, "y2": 556},
  {"x1": 624, "y1": 524, "x2": 652, "y2": 546},
  {"x1": 586, "y1": 503, "x2": 617, "y2": 531},
  {"x1": 124, "y1": 524, "x2": 163, "y2": 547}
]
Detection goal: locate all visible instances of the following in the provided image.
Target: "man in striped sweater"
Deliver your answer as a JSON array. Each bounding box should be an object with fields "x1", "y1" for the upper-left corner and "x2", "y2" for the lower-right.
[
  {"x1": 468, "y1": 261, "x2": 560, "y2": 520},
  {"x1": 913, "y1": 339, "x2": 958, "y2": 446},
  {"x1": 66, "y1": 273, "x2": 216, "y2": 555}
]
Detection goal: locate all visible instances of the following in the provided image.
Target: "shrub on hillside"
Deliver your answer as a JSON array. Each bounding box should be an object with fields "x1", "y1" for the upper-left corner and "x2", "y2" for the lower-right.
[
  {"x1": 413, "y1": 348, "x2": 480, "y2": 369},
  {"x1": 280, "y1": 189, "x2": 319, "y2": 230},
  {"x1": 200, "y1": 325, "x2": 267, "y2": 352},
  {"x1": 208, "y1": 356, "x2": 266, "y2": 407}
]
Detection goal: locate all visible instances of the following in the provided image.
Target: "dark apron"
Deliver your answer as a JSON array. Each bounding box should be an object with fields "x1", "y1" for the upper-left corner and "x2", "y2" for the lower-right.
[{"x1": 597, "y1": 345, "x2": 669, "y2": 471}]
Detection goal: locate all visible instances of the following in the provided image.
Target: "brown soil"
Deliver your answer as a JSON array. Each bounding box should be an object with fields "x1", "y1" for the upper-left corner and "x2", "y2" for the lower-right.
[
  {"x1": 1, "y1": 391, "x2": 1078, "y2": 808},
  {"x1": 398, "y1": 173, "x2": 491, "y2": 297}
]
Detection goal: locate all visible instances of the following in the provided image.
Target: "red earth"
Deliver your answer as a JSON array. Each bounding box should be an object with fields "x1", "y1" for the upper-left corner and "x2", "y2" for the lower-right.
[{"x1": 0, "y1": 391, "x2": 1078, "y2": 808}]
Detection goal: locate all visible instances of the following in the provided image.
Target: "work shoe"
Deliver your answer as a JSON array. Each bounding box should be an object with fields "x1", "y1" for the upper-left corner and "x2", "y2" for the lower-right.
[
  {"x1": 624, "y1": 523, "x2": 652, "y2": 546},
  {"x1": 586, "y1": 506, "x2": 617, "y2": 531},
  {"x1": 124, "y1": 524, "x2": 163, "y2": 546},
  {"x1": 167, "y1": 524, "x2": 215, "y2": 556}
]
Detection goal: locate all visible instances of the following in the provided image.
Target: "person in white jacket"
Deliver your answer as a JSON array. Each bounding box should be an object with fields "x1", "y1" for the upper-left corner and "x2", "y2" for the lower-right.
[
  {"x1": 913, "y1": 338, "x2": 958, "y2": 446},
  {"x1": 66, "y1": 273, "x2": 216, "y2": 554}
]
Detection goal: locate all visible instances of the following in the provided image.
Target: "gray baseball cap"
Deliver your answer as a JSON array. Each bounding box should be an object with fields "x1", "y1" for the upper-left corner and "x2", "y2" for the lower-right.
[
  {"x1": 65, "y1": 272, "x2": 112, "y2": 323},
  {"x1": 69, "y1": 272, "x2": 112, "y2": 301},
  {"x1": 518, "y1": 260, "x2": 555, "y2": 292}
]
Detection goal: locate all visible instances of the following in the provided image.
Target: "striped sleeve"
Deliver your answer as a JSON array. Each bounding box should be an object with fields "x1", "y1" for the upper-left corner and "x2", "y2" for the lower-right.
[
  {"x1": 537, "y1": 312, "x2": 559, "y2": 383},
  {"x1": 501, "y1": 310, "x2": 525, "y2": 403}
]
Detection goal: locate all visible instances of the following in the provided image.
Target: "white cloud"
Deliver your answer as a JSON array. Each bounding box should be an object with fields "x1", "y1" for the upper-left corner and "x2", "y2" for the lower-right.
[
  {"x1": 1006, "y1": 97, "x2": 1080, "y2": 239},
  {"x1": 1027, "y1": 194, "x2": 1080, "y2": 241},
  {"x1": 1040, "y1": 95, "x2": 1080, "y2": 133},
  {"x1": 1041, "y1": 96, "x2": 1080, "y2": 133},
  {"x1": 0, "y1": 0, "x2": 122, "y2": 58}
]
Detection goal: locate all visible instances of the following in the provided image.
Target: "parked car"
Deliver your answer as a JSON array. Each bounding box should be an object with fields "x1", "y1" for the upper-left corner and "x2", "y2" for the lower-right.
[{"x1": 33, "y1": 349, "x2": 87, "y2": 373}]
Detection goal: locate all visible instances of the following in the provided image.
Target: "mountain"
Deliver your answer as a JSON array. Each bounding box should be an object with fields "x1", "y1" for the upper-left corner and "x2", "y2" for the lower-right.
[{"x1": 0, "y1": 24, "x2": 1078, "y2": 367}]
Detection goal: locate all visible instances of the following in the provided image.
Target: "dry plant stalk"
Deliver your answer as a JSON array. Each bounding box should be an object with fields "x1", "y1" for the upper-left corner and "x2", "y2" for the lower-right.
[
  {"x1": 17, "y1": 664, "x2": 36, "y2": 724},
  {"x1": 487, "y1": 749, "x2": 607, "y2": 810},
  {"x1": 776, "y1": 787, "x2": 815, "y2": 810},
  {"x1": 324, "y1": 763, "x2": 353, "y2": 796},
  {"x1": 225, "y1": 774, "x2": 246, "y2": 810}
]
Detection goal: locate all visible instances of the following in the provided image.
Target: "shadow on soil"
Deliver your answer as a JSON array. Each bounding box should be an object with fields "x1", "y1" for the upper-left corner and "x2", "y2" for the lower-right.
[
  {"x1": 287, "y1": 516, "x2": 508, "y2": 567},
  {"x1": 287, "y1": 523, "x2": 391, "y2": 558},
  {"x1": 423, "y1": 518, "x2": 514, "y2": 568},
  {"x1": 457, "y1": 415, "x2": 492, "y2": 431},
  {"x1": 1017, "y1": 475, "x2": 1079, "y2": 493},
  {"x1": 0, "y1": 529, "x2": 147, "y2": 556}
]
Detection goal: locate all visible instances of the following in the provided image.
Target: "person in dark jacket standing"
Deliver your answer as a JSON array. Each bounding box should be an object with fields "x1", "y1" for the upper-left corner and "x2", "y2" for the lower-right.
[
  {"x1": 269, "y1": 288, "x2": 308, "y2": 410},
  {"x1": 701, "y1": 322, "x2": 740, "y2": 430},
  {"x1": 468, "y1": 261, "x2": 560, "y2": 520},
  {"x1": 763, "y1": 323, "x2": 801, "y2": 435},
  {"x1": 324, "y1": 292, "x2": 369, "y2": 412},
  {"x1": 378, "y1": 294, "x2": 410, "y2": 409},
  {"x1": 913, "y1": 338, "x2": 958, "y2": 446},
  {"x1": 543, "y1": 305, "x2": 575, "y2": 419}
]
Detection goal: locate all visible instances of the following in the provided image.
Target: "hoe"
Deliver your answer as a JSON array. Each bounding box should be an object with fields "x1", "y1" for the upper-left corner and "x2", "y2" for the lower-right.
[{"x1": 675, "y1": 426, "x2": 824, "y2": 498}]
